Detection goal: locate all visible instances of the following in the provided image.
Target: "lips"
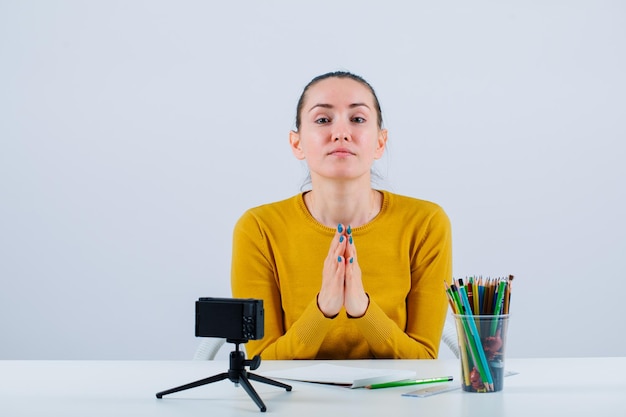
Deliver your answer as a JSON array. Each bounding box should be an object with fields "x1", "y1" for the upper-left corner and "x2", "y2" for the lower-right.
[{"x1": 328, "y1": 148, "x2": 355, "y2": 156}]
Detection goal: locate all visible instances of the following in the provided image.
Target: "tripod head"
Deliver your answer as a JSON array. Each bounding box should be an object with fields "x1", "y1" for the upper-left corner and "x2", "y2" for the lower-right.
[
  {"x1": 226, "y1": 338, "x2": 249, "y2": 345},
  {"x1": 225, "y1": 339, "x2": 261, "y2": 371}
]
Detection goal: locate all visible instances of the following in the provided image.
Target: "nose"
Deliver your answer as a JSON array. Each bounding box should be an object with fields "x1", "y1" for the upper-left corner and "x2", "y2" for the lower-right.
[{"x1": 332, "y1": 121, "x2": 351, "y2": 142}]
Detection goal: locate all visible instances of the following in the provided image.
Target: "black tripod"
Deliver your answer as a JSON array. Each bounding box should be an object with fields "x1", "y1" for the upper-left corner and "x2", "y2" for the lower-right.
[{"x1": 156, "y1": 340, "x2": 292, "y2": 412}]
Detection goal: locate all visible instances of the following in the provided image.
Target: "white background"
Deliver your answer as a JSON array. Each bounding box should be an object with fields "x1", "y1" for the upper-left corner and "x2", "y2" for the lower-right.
[{"x1": 1, "y1": 0, "x2": 624, "y2": 360}]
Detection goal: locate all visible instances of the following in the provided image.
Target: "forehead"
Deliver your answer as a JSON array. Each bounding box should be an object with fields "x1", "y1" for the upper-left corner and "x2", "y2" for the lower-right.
[{"x1": 304, "y1": 77, "x2": 375, "y2": 108}]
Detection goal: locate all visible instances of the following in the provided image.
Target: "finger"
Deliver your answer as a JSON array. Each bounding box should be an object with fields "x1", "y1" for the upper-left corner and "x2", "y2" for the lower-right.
[
  {"x1": 325, "y1": 224, "x2": 349, "y2": 273},
  {"x1": 335, "y1": 224, "x2": 348, "y2": 258},
  {"x1": 344, "y1": 229, "x2": 362, "y2": 295},
  {"x1": 344, "y1": 251, "x2": 357, "y2": 281},
  {"x1": 344, "y1": 227, "x2": 357, "y2": 263},
  {"x1": 320, "y1": 254, "x2": 345, "y2": 317},
  {"x1": 344, "y1": 260, "x2": 367, "y2": 317},
  {"x1": 319, "y1": 225, "x2": 348, "y2": 316}
]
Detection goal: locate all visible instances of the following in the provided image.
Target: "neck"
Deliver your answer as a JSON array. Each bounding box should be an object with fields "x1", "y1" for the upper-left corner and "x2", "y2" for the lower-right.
[{"x1": 304, "y1": 183, "x2": 381, "y2": 228}]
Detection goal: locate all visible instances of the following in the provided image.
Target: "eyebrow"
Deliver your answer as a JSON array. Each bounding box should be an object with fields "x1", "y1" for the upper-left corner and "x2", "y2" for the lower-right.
[{"x1": 308, "y1": 102, "x2": 371, "y2": 112}]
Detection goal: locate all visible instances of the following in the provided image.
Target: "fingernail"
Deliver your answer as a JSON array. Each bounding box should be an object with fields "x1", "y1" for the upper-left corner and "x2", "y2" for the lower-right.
[
  {"x1": 337, "y1": 256, "x2": 342, "y2": 263},
  {"x1": 337, "y1": 224, "x2": 343, "y2": 233},
  {"x1": 339, "y1": 236, "x2": 344, "y2": 243},
  {"x1": 349, "y1": 236, "x2": 353, "y2": 244},
  {"x1": 347, "y1": 225, "x2": 352, "y2": 235},
  {"x1": 349, "y1": 257, "x2": 354, "y2": 264}
]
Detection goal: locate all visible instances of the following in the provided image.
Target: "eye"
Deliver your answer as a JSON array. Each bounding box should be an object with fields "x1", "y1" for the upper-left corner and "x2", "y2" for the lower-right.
[
  {"x1": 315, "y1": 117, "x2": 331, "y2": 124},
  {"x1": 352, "y1": 117, "x2": 366, "y2": 123}
]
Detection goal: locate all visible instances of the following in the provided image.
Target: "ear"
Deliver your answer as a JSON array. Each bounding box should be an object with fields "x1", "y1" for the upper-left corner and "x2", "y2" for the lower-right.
[
  {"x1": 374, "y1": 128, "x2": 388, "y2": 159},
  {"x1": 289, "y1": 130, "x2": 306, "y2": 160}
]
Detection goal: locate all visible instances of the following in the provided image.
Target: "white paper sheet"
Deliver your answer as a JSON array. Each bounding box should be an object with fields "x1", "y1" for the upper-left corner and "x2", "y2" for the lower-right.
[{"x1": 260, "y1": 363, "x2": 416, "y2": 389}]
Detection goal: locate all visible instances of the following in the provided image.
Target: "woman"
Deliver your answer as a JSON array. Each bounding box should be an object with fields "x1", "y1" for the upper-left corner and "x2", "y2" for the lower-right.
[{"x1": 231, "y1": 71, "x2": 452, "y2": 360}]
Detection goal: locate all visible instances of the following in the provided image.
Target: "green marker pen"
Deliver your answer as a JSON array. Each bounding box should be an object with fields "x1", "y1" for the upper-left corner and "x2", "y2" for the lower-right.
[{"x1": 366, "y1": 376, "x2": 453, "y2": 389}]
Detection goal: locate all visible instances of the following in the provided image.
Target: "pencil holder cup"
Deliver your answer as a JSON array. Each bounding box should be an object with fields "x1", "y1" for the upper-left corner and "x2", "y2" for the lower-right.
[{"x1": 453, "y1": 314, "x2": 510, "y2": 393}]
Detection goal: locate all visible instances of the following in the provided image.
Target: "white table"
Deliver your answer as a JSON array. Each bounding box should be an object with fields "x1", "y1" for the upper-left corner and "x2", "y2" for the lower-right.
[{"x1": 1, "y1": 357, "x2": 624, "y2": 416}]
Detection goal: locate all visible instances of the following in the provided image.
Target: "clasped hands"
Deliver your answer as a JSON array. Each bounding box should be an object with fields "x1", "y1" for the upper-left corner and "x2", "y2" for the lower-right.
[{"x1": 317, "y1": 224, "x2": 369, "y2": 318}]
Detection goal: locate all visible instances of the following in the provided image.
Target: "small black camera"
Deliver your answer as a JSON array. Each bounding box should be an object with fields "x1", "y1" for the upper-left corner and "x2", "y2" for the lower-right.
[{"x1": 195, "y1": 297, "x2": 264, "y2": 341}]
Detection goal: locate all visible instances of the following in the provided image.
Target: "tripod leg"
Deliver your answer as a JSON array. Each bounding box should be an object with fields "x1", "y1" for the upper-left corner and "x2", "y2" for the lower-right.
[
  {"x1": 237, "y1": 373, "x2": 267, "y2": 412},
  {"x1": 248, "y1": 372, "x2": 293, "y2": 391},
  {"x1": 156, "y1": 372, "x2": 229, "y2": 398}
]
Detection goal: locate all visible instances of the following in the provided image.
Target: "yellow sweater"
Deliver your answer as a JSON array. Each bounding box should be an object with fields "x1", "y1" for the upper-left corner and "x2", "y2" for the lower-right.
[{"x1": 231, "y1": 190, "x2": 452, "y2": 360}]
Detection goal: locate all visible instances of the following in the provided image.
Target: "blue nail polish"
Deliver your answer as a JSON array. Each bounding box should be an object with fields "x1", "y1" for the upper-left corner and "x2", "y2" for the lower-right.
[
  {"x1": 349, "y1": 257, "x2": 354, "y2": 264},
  {"x1": 347, "y1": 225, "x2": 352, "y2": 235},
  {"x1": 337, "y1": 256, "x2": 342, "y2": 263},
  {"x1": 339, "y1": 236, "x2": 344, "y2": 243},
  {"x1": 337, "y1": 224, "x2": 343, "y2": 233},
  {"x1": 349, "y1": 236, "x2": 353, "y2": 244}
]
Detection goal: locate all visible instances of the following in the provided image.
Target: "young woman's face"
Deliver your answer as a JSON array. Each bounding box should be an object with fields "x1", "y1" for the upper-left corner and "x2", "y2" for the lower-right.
[{"x1": 290, "y1": 77, "x2": 387, "y2": 183}]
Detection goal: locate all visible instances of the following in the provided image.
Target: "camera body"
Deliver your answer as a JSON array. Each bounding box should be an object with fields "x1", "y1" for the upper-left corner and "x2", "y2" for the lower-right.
[{"x1": 195, "y1": 297, "x2": 264, "y2": 341}]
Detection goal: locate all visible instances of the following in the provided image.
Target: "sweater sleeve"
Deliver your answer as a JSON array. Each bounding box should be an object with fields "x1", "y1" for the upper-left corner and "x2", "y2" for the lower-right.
[
  {"x1": 230, "y1": 210, "x2": 335, "y2": 359},
  {"x1": 352, "y1": 206, "x2": 452, "y2": 359}
]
